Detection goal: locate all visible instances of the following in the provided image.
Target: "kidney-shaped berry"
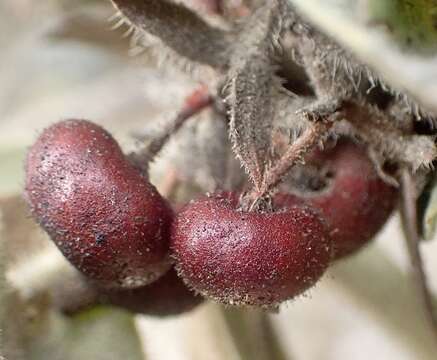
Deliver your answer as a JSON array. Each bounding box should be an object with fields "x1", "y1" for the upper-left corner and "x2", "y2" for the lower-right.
[
  {"x1": 25, "y1": 119, "x2": 173, "y2": 289},
  {"x1": 301, "y1": 140, "x2": 398, "y2": 259},
  {"x1": 171, "y1": 192, "x2": 332, "y2": 306},
  {"x1": 100, "y1": 268, "x2": 203, "y2": 316}
]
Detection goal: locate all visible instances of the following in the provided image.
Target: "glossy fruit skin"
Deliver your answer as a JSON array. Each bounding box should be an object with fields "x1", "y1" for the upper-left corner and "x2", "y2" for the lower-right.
[
  {"x1": 297, "y1": 140, "x2": 398, "y2": 259},
  {"x1": 171, "y1": 192, "x2": 332, "y2": 306},
  {"x1": 99, "y1": 268, "x2": 203, "y2": 316},
  {"x1": 25, "y1": 119, "x2": 173, "y2": 289}
]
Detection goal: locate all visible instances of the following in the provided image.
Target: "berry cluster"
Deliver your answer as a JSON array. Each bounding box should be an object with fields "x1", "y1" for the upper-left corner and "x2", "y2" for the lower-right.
[{"x1": 24, "y1": 119, "x2": 398, "y2": 315}]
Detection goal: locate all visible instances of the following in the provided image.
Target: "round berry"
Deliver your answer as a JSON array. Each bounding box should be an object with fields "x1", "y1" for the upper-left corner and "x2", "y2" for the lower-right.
[
  {"x1": 297, "y1": 140, "x2": 398, "y2": 259},
  {"x1": 25, "y1": 119, "x2": 173, "y2": 289},
  {"x1": 171, "y1": 192, "x2": 332, "y2": 306},
  {"x1": 99, "y1": 268, "x2": 203, "y2": 316}
]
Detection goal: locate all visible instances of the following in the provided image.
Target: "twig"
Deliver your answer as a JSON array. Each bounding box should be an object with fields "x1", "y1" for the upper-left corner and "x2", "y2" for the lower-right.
[
  {"x1": 256, "y1": 121, "x2": 330, "y2": 201},
  {"x1": 130, "y1": 86, "x2": 213, "y2": 172},
  {"x1": 217, "y1": 0, "x2": 251, "y2": 18},
  {"x1": 156, "y1": 167, "x2": 180, "y2": 200},
  {"x1": 147, "y1": 86, "x2": 213, "y2": 158},
  {"x1": 400, "y1": 169, "x2": 437, "y2": 341}
]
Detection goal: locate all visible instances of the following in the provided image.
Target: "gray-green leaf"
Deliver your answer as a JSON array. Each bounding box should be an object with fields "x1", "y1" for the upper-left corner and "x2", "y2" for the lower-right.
[{"x1": 289, "y1": 0, "x2": 437, "y2": 115}]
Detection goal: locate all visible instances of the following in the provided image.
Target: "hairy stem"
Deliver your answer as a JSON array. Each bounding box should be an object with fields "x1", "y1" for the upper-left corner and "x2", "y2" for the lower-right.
[
  {"x1": 130, "y1": 86, "x2": 213, "y2": 173},
  {"x1": 111, "y1": 0, "x2": 233, "y2": 68},
  {"x1": 148, "y1": 87, "x2": 213, "y2": 158},
  {"x1": 257, "y1": 121, "x2": 330, "y2": 199}
]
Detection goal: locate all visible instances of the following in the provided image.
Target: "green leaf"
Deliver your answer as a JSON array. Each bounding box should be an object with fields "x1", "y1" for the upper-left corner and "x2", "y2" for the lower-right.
[{"x1": 367, "y1": 0, "x2": 437, "y2": 53}]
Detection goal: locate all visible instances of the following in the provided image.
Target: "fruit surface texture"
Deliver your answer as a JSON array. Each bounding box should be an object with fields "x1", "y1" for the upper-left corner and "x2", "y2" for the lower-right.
[
  {"x1": 303, "y1": 140, "x2": 398, "y2": 259},
  {"x1": 25, "y1": 119, "x2": 173, "y2": 288},
  {"x1": 171, "y1": 192, "x2": 331, "y2": 306}
]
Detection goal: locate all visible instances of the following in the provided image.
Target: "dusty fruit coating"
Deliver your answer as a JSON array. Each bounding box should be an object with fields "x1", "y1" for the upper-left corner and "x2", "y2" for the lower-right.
[
  {"x1": 99, "y1": 268, "x2": 203, "y2": 316},
  {"x1": 171, "y1": 192, "x2": 332, "y2": 306},
  {"x1": 24, "y1": 119, "x2": 173, "y2": 289},
  {"x1": 303, "y1": 140, "x2": 398, "y2": 259}
]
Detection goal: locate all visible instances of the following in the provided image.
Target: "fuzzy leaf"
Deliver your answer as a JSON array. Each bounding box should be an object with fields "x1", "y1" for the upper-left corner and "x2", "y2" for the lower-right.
[
  {"x1": 110, "y1": 0, "x2": 231, "y2": 68},
  {"x1": 289, "y1": 0, "x2": 437, "y2": 115},
  {"x1": 225, "y1": 2, "x2": 285, "y2": 189},
  {"x1": 226, "y1": 59, "x2": 277, "y2": 189}
]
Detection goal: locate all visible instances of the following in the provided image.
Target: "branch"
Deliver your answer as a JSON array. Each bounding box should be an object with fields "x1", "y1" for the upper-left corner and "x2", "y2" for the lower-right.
[
  {"x1": 400, "y1": 169, "x2": 437, "y2": 342},
  {"x1": 129, "y1": 86, "x2": 213, "y2": 173},
  {"x1": 147, "y1": 87, "x2": 213, "y2": 159},
  {"x1": 254, "y1": 121, "x2": 330, "y2": 202}
]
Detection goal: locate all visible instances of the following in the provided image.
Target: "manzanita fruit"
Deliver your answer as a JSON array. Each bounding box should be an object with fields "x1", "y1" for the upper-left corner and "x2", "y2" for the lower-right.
[
  {"x1": 25, "y1": 119, "x2": 173, "y2": 289},
  {"x1": 99, "y1": 268, "x2": 203, "y2": 316},
  {"x1": 171, "y1": 192, "x2": 332, "y2": 306},
  {"x1": 290, "y1": 139, "x2": 399, "y2": 259}
]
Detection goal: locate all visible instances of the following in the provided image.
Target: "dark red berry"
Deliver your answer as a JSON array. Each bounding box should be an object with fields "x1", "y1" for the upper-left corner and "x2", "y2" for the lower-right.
[
  {"x1": 25, "y1": 119, "x2": 173, "y2": 289},
  {"x1": 292, "y1": 140, "x2": 398, "y2": 259},
  {"x1": 99, "y1": 268, "x2": 203, "y2": 316},
  {"x1": 171, "y1": 192, "x2": 332, "y2": 306}
]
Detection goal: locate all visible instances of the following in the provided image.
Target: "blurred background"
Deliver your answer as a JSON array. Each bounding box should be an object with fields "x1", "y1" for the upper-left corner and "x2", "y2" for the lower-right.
[{"x1": 1, "y1": 1, "x2": 437, "y2": 359}]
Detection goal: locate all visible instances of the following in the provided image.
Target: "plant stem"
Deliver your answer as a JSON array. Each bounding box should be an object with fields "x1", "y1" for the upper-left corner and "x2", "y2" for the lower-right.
[
  {"x1": 261, "y1": 122, "x2": 329, "y2": 194},
  {"x1": 147, "y1": 86, "x2": 213, "y2": 159},
  {"x1": 130, "y1": 86, "x2": 213, "y2": 173},
  {"x1": 400, "y1": 169, "x2": 437, "y2": 341},
  {"x1": 245, "y1": 121, "x2": 330, "y2": 209}
]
